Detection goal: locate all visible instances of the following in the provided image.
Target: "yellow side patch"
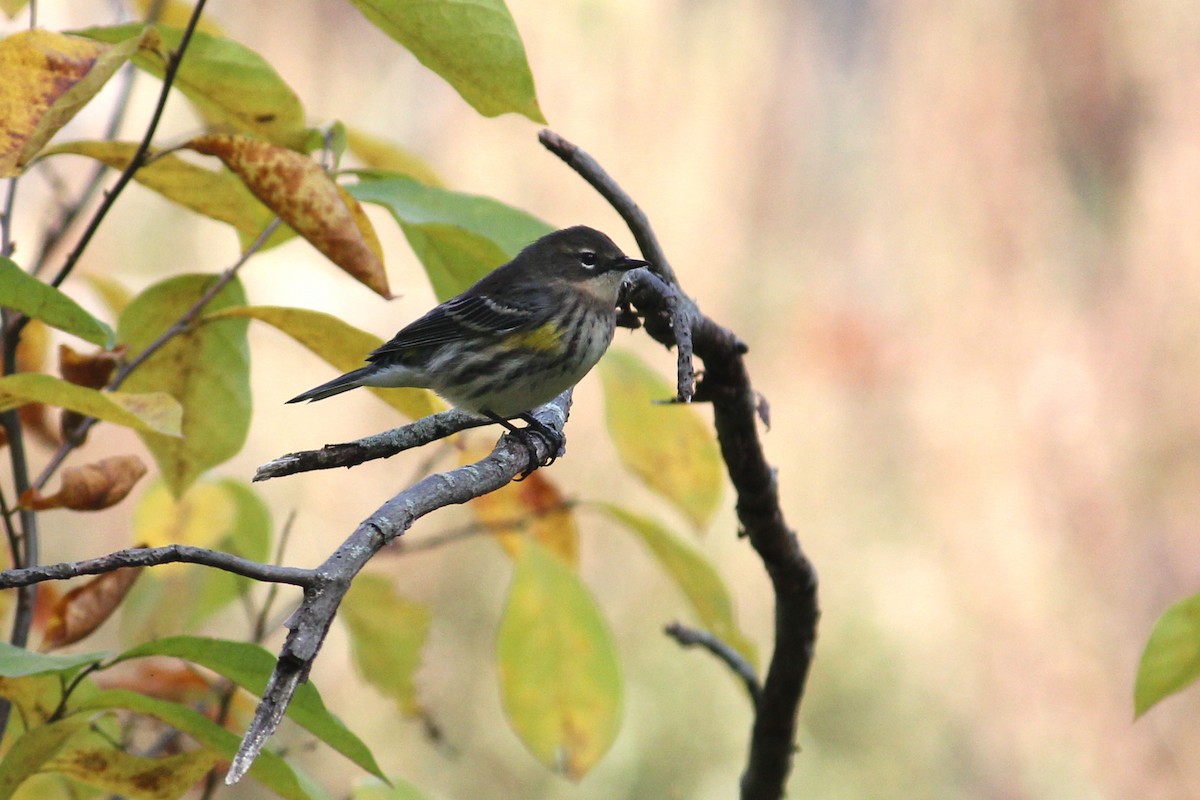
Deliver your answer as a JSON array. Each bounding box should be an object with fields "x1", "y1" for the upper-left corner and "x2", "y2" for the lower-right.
[{"x1": 504, "y1": 322, "x2": 563, "y2": 353}]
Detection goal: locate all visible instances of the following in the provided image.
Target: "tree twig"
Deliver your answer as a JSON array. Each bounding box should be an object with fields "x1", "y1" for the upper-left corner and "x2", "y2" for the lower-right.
[
  {"x1": 0, "y1": 544, "x2": 314, "y2": 590},
  {"x1": 540, "y1": 129, "x2": 817, "y2": 800},
  {"x1": 46, "y1": 0, "x2": 210, "y2": 292},
  {"x1": 252, "y1": 407, "x2": 492, "y2": 481},
  {"x1": 225, "y1": 392, "x2": 572, "y2": 784},
  {"x1": 664, "y1": 621, "x2": 762, "y2": 705}
]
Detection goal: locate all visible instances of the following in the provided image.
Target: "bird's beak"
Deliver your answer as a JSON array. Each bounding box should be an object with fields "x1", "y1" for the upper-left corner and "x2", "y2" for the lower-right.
[{"x1": 615, "y1": 257, "x2": 651, "y2": 273}]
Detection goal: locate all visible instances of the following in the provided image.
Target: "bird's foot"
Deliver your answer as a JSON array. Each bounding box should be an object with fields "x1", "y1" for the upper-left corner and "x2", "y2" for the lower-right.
[{"x1": 486, "y1": 412, "x2": 563, "y2": 480}]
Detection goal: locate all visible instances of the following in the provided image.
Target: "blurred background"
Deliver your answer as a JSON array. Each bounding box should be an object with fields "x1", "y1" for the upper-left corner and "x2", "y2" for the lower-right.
[{"x1": 8, "y1": 0, "x2": 1200, "y2": 797}]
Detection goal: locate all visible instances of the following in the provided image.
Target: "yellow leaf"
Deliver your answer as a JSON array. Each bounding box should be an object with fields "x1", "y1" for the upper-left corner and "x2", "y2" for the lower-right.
[
  {"x1": 462, "y1": 446, "x2": 578, "y2": 564},
  {"x1": 0, "y1": 29, "x2": 143, "y2": 176},
  {"x1": 599, "y1": 503, "x2": 757, "y2": 670},
  {"x1": 497, "y1": 542, "x2": 622, "y2": 779},
  {"x1": 0, "y1": 374, "x2": 181, "y2": 437},
  {"x1": 131, "y1": 0, "x2": 223, "y2": 34},
  {"x1": 345, "y1": 127, "x2": 442, "y2": 186},
  {"x1": 341, "y1": 575, "x2": 431, "y2": 716},
  {"x1": 185, "y1": 134, "x2": 390, "y2": 297},
  {"x1": 134, "y1": 481, "x2": 236, "y2": 552},
  {"x1": 46, "y1": 746, "x2": 219, "y2": 800},
  {"x1": 599, "y1": 349, "x2": 724, "y2": 530},
  {"x1": 42, "y1": 141, "x2": 288, "y2": 252}
]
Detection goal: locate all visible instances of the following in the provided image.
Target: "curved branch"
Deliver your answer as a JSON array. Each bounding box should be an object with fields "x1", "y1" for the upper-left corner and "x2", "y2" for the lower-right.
[
  {"x1": 540, "y1": 130, "x2": 818, "y2": 800},
  {"x1": 225, "y1": 392, "x2": 572, "y2": 784},
  {"x1": 664, "y1": 621, "x2": 761, "y2": 705}
]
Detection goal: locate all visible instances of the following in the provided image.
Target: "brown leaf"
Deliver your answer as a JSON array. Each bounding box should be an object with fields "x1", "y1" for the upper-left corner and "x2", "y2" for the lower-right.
[
  {"x1": 21, "y1": 455, "x2": 147, "y2": 511},
  {"x1": 59, "y1": 344, "x2": 126, "y2": 441},
  {"x1": 41, "y1": 559, "x2": 144, "y2": 650},
  {"x1": 9, "y1": 319, "x2": 60, "y2": 448},
  {"x1": 185, "y1": 134, "x2": 390, "y2": 297},
  {"x1": 59, "y1": 343, "x2": 124, "y2": 388}
]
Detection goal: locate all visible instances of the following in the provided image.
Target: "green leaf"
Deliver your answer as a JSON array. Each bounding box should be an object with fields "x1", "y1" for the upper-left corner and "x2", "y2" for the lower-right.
[
  {"x1": 40, "y1": 141, "x2": 291, "y2": 252},
  {"x1": 113, "y1": 636, "x2": 385, "y2": 781},
  {"x1": 0, "y1": 258, "x2": 113, "y2": 346},
  {"x1": 341, "y1": 575, "x2": 431, "y2": 716},
  {"x1": 79, "y1": 690, "x2": 312, "y2": 800},
  {"x1": 1136, "y1": 593, "x2": 1200, "y2": 716},
  {"x1": 497, "y1": 541, "x2": 622, "y2": 779},
  {"x1": 344, "y1": 0, "x2": 543, "y2": 122},
  {"x1": 207, "y1": 305, "x2": 441, "y2": 420},
  {"x1": 348, "y1": 175, "x2": 552, "y2": 300},
  {"x1": 0, "y1": 374, "x2": 181, "y2": 437},
  {"x1": 353, "y1": 777, "x2": 428, "y2": 800},
  {"x1": 0, "y1": 717, "x2": 89, "y2": 800},
  {"x1": 598, "y1": 349, "x2": 724, "y2": 530},
  {"x1": 122, "y1": 479, "x2": 271, "y2": 640},
  {"x1": 117, "y1": 274, "x2": 250, "y2": 497},
  {"x1": 76, "y1": 24, "x2": 310, "y2": 150},
  {"x1": 0, "y1": 643, "x2": 106, "y2": 678},
  {"x1": 598, "y1": 503, "x2": 757, "y2": 670}
]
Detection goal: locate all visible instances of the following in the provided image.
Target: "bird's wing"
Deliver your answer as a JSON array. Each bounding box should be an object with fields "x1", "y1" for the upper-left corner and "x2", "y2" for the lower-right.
[{"x1": 367, "y1": 292, "x2": 544, "y2": 361}]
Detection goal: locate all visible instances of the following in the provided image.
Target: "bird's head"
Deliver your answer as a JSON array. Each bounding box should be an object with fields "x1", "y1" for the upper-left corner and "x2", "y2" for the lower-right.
[{"x1": 527, "y1": 226, "x2": 650, "y2": 302}]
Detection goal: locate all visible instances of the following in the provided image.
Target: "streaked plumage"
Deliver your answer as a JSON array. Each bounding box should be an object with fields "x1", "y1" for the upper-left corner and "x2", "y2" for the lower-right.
[{"x1": 287, "y1": 226, "x2": 648, "y2": 422}]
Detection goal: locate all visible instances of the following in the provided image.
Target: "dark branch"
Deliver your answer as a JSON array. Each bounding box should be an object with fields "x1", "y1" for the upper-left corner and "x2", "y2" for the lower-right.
[
  {"x1": 541, "y1": 130, "x2": 817, "y2": 800},
  {"x1": 253, "y1": 407, "x2": 493, "y2": 482},
  {"x1": 225, "y1": 393, "x2": 572, "y2": 784},
  {"x1": 664, "y1": 621, "x2": 762, "y2": 705},
  {"x1": 0, "y1": 544, "x2": 315, "y2": 589}
]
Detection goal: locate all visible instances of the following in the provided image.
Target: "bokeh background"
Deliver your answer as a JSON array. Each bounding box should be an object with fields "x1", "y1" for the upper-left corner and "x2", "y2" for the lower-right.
[{"x1": 7, "y1": 0, "x2": 1200, "y2": 797}]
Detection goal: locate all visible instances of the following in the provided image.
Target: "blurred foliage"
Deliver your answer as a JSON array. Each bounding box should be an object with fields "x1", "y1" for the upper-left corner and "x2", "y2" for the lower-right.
[{"x1": 0, "y1": 2, "x2": 742, "y2": 798}]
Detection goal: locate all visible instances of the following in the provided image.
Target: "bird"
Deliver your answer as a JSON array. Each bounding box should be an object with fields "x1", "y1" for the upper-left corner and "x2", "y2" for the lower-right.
[{"x1": 287, "y1": 225, "x2": 650, "y2": 471}]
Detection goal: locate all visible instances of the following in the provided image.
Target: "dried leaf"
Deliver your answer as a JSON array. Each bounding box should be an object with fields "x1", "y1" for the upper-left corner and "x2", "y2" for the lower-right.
[
  {"x1": 185, "y1": 134, "x2": 389, "y2": 297},
  {"x1": 21, "y1": 455, "x2": 147, "y2": 511},
  {"x1": 59, "y1": 343, "x2": 124, "y2": 389},
  {"x1": 41, "y1": 560, "x2": 144, "y2": 651}
]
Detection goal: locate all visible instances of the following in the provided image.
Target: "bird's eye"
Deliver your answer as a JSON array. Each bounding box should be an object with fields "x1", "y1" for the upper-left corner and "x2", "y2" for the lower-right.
[{"x1": 579, "y1": 251, "x2": 598, "y2": 268}]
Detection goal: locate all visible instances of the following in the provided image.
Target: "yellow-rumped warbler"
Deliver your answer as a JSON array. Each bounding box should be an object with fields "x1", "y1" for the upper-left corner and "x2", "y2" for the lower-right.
[{"x1": 287, "y1": 225, "x2": 648, "y2": 465}]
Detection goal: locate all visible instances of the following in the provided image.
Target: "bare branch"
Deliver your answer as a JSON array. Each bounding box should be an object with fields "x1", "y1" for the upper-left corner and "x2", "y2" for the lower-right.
[
  {"x1": 664, "y1": 621, "x2": 762, "y2": 705},
  {"x1": 0, "y1": 544, "x2": 315, "y2": 590},
  {"x1": 46, "y1": 0, "x2": 211, "y2": 291},
  {"x1": 540, "y1": 130, "x2": 817, "y2": 800},
  {"x1": 225, "y1": 393, "x2": 572, "y2": 784},
  {"x1": 253, "y1": 407, "x2": 493, "y2": 482}
]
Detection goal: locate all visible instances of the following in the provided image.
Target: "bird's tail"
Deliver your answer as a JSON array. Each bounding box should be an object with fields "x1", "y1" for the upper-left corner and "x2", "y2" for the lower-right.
[{"x1": 286, "y1": 366, "x2": 376, "y2": 403}]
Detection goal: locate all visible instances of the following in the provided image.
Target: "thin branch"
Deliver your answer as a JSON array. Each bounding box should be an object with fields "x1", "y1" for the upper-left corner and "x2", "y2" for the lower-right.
[
  {"x1": 0, "y1": 544, "x2": 314, "y2": 590},
  {"x1": 30, "y1": 57, "x2": 141, "y2": 278},
  {"x1": 1, "y1": 178, "x2": 16, "y2": 259},
  {"x1": 540, "y1": 130, "x2": 817, "y2": 800},
  {"x1": 225, "y1": 392, "x2": 572, "y2": 785},
  {"x1": 46, "y1": 0, "x2": 210, "y2": 291},
  {"x1": 664, "y1": 621, "x2": 762, "y2": 705},
  {"x1": 253, "y1": 407, "x2": 492, "y2": 481},
  {"x1": 538, "y1": 130, "x2": 677, "y2": 286}
]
